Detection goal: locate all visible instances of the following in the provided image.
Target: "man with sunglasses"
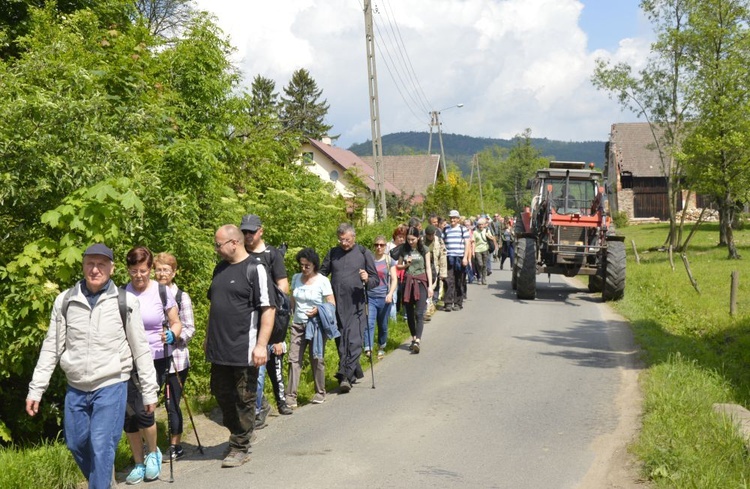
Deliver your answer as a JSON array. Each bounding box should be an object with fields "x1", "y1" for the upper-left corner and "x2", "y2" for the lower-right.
[
  {"x1": 206, "y1": 225, "x2": 276, "y2": 468},
  {"x1": 240, "y1": 214, "x2": 293, "y2": 422}
]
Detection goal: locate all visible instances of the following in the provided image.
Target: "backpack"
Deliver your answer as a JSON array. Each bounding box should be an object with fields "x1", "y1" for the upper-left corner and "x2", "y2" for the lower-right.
[{"x1": 245, "y1": 262, "x2": 290, "y2": 344}]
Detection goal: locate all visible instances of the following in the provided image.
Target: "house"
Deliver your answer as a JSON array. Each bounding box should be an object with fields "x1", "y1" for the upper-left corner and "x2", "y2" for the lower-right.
[
  {"x1": 298, "y1": 138, "x2": 401, "y2": 222},
  {"x1": 605, "y1": 122, "x2": 702, "y2": 221},
  {"x1": 360, "y1": 154, "x2": 441, "y2": 203}
]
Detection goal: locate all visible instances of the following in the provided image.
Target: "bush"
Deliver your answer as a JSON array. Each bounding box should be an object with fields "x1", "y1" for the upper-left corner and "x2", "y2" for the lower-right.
[{"x1": 612, "y1": 210, "x2": 629, "y2": 229}]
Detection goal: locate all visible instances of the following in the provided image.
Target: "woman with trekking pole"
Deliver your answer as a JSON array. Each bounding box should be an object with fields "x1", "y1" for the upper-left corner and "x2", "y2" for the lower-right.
[
  {"x1": 123, "y1": 247, "x2": 182, "y2": 485},
  {"x1": 392, "y1": 227, "x2": 433, "y2": 354},
  {"x1": 154, "y1": 253, "x2": 198, "y2": 461}
]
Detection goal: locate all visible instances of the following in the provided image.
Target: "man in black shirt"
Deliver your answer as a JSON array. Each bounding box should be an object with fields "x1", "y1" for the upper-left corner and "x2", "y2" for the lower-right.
[
  {"x1": 240, "y1": 214, "x2": 293, "y2": 419},
  {"x1": 206, "y1": 225, "x2": 275, "y2": 468}
]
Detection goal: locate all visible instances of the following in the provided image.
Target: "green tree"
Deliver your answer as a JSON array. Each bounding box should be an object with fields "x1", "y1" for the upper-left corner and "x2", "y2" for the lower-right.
[
  {"x1": 592, "y1": 0, "x2": 695, "y2": 250},
  {"x1": 280, "y1": 68, "x2": 333, "y2": 140},
  {"x1": 423, "y1": 168, "x2": 481, "y2": 217},
  {"x1": 679, "y1": 0, "x2": 750, "y2": 259},
  {"x1": 497, "y1": 129, "x2": 548, "y2": 213}
]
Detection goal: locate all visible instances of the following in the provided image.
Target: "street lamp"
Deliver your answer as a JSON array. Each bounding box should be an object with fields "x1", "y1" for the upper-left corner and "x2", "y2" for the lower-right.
[{"x1": 427, "y1": 104, "x2": 464, "y2": 180}]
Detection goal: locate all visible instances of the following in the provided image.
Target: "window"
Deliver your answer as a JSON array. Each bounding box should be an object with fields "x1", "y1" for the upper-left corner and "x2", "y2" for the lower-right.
[
  {"x1": 329, "y1": 170, "x2": 339, "y2": 181},
  {"x1": 302, "y1": 152, "x2": 314, "y2": 166}
]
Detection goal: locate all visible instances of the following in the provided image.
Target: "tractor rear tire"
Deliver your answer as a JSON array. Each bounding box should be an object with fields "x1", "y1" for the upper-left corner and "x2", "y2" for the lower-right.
[
  {"x1": 603, "y1": 241, "x2": 626, "y2": 301},
  {"x1": 588, "y1": 274, "x2": 603, "y2": 293},
  {"x1": 515, "y1": 237, "x2": 537, "y2": 300}
]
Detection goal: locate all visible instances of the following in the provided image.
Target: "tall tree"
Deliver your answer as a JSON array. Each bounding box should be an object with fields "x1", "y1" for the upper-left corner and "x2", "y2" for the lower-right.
[
  {"x1": 280, "y1": 68, "x2": 332, "y2": 140},
  {"x1": 592, "y1": 0, "x2": 695, "y2": 250},
  {"x1": 680, "y1": 0, "x2": 750, "y2": 258},
  {"x1": 134, "y1": 0, "x2": 194, "y2": 38},
  {"x1": 498, "y1": 129, "x2": 549, "y2": 214}
]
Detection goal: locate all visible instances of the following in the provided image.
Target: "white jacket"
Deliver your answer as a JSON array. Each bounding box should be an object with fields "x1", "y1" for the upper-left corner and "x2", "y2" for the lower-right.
[{"x1": 27, "y1": 280, "x2": 159, "y2": 406}]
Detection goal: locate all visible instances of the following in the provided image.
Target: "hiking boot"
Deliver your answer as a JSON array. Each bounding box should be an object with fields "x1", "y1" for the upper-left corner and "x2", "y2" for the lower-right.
[
  {"x1": 441, "y1": 304, "x2": 452, "y2": 312},
  {"x1": 163, "y1": 445, "x2": 185, "y2": 462},
  {"x1": 126, "y1": 464, "x2": 146, "y2": 485},
  {"x1": 377, "y1": 349, "x2": 385, "y2": 360},
  {"x1": 412, "y1": 341, "x2": 420, "y2": 354},
  {"x1": 278, "y1": 402, "x2": 294, "y2": 415},
  {"x1": 339, "y1": 379, "x2": 351, "y2": 393},
  {"x1": 255, "y1": 401, "x2": 271, "y2": 429},
  {"x1": 144, "y1": 448, "x2": 162, "y2": 481},
  {"x1": 221, "y1": 449, "x2": 250, "y2": 468},
  {"x1": 364, "y1": 349, "x2": 371, "y2": 358},
  {"x1": 312, "y1": 393, "x2": 326, "y2": 404}
]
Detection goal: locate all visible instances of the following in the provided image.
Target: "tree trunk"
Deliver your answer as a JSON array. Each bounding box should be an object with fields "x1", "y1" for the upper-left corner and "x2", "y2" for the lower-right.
[{"x1": 719, "y1": 194, "x2": 741, "y2": 259}]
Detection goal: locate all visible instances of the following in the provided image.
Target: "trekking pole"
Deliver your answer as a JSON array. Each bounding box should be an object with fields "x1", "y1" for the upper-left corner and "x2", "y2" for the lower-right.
[
  {"x1": 163, "y1": 332, "x2": 174, "y2": 483},
  {"x1": 362, "y1": 279, "x2": 375, "y2": 389},
  {"x1": 169, "y1": 356, "x2": 204, "y2": 454}
]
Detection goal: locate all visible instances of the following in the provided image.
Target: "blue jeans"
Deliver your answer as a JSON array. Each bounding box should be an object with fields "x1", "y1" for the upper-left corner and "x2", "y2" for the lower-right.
[
  {"x1": 64, "y1": 382, "x2": 127, "y2": 489},
  {"x1": 365, "y1": 294, "x2": 390, "y2": 350}
]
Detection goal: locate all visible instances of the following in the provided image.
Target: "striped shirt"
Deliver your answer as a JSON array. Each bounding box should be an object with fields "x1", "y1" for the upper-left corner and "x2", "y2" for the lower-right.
[
  {"x1": 443, "y1": 224, "x2": 469, "y2": 257},
  {"x1": 167, "y1": 284, "x2": 194, "y2": 373}
]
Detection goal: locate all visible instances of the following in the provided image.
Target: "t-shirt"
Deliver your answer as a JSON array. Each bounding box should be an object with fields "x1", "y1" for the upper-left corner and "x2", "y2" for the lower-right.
[
  {"x1": 473, "y1": 229, "x2": 491, "y2": 253},
  {"x1": 248, "y1": 245, "x2": 287, "y2": 283},
  {"x1": 206, "y1": 256, "x2": 274, "y2": 366},
  {"x1": 126, "y1": 280, "x2": 177, "y2": 361},
  {"x1": 404, "y1": 248, "x2": 426, "y2": 276},
  {"x1": 291, "y1": 273, "x2": 333, "y2": 324},
  {"x1": 443, "y1": 224, "x2": 469, "y2": 257},
  {"x1": 371, "y1": 257, "x2": 392, "y2": 298}
]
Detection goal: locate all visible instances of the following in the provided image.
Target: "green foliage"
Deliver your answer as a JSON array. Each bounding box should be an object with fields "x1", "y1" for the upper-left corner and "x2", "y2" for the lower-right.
[
  {"x1": 280, "y1": 68, "x2": 332, "y2": 141},
  {"x1": 422, "y1": 169, "x2": 481, "y2": 217},
  {"x1": 612, "y1": 210, "x2": 630, "y2": 228},
  {"x1": 0, "y1": 439, "x2": 84, "y2": 488}
]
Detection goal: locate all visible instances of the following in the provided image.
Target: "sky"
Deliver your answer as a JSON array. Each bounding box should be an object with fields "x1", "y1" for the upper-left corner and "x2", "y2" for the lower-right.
[{"x1": 193, "y1": 0, "x2": 654, "y2": 148}]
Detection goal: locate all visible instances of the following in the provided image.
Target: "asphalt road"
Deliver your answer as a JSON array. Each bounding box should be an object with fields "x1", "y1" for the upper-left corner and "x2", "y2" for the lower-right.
[{"x1": 140, "y1": 262, "x2": 642, "y2": 489}]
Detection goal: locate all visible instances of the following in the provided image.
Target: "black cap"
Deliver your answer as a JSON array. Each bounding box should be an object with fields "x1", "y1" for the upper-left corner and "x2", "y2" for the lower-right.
[
  {"x1": 425, "y1": 225, "x2": 437, "y2": 235},
  {"x1": 240, "y1": 214, "x2": 262, "y2": 232},
  {"x1": 83, "y1": 243, "x2": 114, "y2": 261}
]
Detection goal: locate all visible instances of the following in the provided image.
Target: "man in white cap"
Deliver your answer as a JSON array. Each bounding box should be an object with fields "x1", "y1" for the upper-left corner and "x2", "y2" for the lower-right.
[
  {"x1": 442, "y1": 211, "x2": 471, "y2": 311},
  {"x1": 26, "y1": 243, "x2": 158, "y2": 489}
]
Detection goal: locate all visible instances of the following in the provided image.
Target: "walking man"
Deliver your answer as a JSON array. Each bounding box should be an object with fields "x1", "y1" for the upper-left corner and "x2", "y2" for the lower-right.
[
  {"x1": 240, "y1": 214, "x2": 294, "y2": 421},
  {"x1": 442, "y1": 210, "x2": 471, "y2": 311},
  {"x1": 206, "y1": 225, "x2": 276, "y2": 468},
  {"x1": 26, "y1": 244, "x2": 158, "y2": 489},
  {"x1": 320, "y1": 223, "x2": 379, "y2": 393}
]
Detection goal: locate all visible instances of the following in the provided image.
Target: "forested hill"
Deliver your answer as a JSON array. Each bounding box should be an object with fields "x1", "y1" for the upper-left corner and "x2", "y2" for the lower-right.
[{"x1": 348, "y1": 132, "x2": 606, "y2": 174}]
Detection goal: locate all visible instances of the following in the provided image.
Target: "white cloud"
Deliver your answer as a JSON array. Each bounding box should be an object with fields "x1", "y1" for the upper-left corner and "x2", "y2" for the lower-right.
[{"x1": 195, "y1": 0, "x2": 652, "y2": 147}]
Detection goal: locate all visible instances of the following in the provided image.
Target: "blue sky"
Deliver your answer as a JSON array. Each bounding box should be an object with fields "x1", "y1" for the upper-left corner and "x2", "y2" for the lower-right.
[{"x1": 195, "y1": 0, "x2": 653, "y2": 146}]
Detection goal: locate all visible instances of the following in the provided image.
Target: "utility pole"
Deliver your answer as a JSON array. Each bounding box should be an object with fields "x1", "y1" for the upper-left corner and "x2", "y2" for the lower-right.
[
  {"x1": 427, "y1": 104, "x2": 463, "y2": 181},
  {"x1": 363, "y1": 1, "x2": 387, "y2": 220},
  {"x1": 469, "y1": 154, "x2": 485, "y2": 213}
]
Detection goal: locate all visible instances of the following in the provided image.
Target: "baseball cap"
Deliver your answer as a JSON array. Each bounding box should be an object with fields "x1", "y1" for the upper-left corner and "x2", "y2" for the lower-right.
[
  {"x1": 448, "y1": 210, "x2": 460, "y2": 218},
  {"x1": 425, "y1": 225, "x2": 437, "y2": 235},
  {"x1": 83, "y1": 243, "x2": 114, "y2": 261},
  {"x1": 240, "y1": 214, "x2": 262, "y2": 232}
]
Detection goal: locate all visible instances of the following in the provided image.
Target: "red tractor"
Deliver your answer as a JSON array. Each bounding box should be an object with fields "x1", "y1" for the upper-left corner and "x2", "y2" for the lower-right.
[{"x1": 511, "y1": 161, "x2": 626, "y2": 301}]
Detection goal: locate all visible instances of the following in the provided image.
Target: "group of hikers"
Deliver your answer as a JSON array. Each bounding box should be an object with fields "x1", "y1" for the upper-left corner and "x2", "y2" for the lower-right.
[{"x1": 24, "y1": 210, "x2": 518, "y2": 488}]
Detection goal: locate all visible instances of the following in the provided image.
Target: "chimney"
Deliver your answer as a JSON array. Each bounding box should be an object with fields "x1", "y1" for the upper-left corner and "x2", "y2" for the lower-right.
[{"x1": 321, "y1": 136, "x2": 332, "y2": 145}]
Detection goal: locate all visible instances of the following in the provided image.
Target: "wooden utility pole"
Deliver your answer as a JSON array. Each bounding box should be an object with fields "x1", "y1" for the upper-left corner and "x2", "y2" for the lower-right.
[
  {"x1": 363, "y1": 1, "x2": 387, "y2": 219},
  {"x1": 468, "y1": 154, "x2": 484, "y2": 213}
]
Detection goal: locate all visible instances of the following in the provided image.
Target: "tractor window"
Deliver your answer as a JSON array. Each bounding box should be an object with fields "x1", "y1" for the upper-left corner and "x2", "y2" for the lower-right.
[{"x1": 551, "y1": 180, "x2": 596, "y2": 214}]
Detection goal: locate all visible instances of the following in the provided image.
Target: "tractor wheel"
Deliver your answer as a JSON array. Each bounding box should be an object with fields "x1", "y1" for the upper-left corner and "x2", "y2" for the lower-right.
[
  {"x1": 511, "y1": 261, "x2": 518, "y2": 290},
  {"x1": 515, "y1": 237, "x2": 537, "y2": 300},
  {"x1": 603, "y1": 241, "x2": 626, "y2": 301},
  {"x1": 588, "y1": 274, "x2": 603, "y2": 293}
]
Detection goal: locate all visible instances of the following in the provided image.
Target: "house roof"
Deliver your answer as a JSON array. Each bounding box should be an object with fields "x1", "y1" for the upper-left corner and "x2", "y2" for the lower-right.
[
  {"x1": 306, "y1": 139, "x2": 401, "y2": 194},
  {"x1": 360, "y1": 154, "x2": 441, "y2": 199},
  {"x1": 609, "y1": 122, "x2": 666, "y2": 178}
]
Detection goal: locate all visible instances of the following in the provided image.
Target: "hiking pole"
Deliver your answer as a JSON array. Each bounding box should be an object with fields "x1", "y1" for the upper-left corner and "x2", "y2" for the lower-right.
[
  {"x1": 163, "y1": 331, "x2": 174, "y2": 483},
  {"x1": 362, "y1": 279, "x2": 375, "y2": 389},
  {"x1": 169, "y1": 355, "x2": 205, "y2": 454}
]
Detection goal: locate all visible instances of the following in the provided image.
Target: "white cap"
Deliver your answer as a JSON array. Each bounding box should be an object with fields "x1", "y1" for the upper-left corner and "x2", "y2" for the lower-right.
[{"x1": 449, "y1": 210, "x2": 460, "y2": 218}]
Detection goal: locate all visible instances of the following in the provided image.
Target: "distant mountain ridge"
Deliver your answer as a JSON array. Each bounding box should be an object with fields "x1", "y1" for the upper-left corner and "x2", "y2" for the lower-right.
[{"x1": 348, "y1": 131, "x2": 606, "y2": 174}]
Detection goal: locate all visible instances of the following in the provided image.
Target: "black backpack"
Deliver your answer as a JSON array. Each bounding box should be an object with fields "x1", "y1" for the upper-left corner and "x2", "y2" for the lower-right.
[{"x1": 245, "y1": 262, "x2": 290, "y2": 344}]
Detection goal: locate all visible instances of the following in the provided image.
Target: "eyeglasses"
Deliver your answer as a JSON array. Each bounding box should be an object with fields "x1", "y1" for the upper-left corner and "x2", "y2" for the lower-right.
[
  {"x1": 128, "y1": 268, "x2": 151, "y2": 277},
  {"x1": 242, "y1": 229, "x2": 258, "y2": 235},
  {"x1": 374, "y1": 243, "x2": 386, "y2": 247},
  {"x1": 338, "y1": 237, "x2": 353, "y2": 244},
  {"x1": 155, "y1": 268, "x2": 173, "y2": 275},
  {"x1": 214, "y1": 239, "x2": 235, "y2": 249}
]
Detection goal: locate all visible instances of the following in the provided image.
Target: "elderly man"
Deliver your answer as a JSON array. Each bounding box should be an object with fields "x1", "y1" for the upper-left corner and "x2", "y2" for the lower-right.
[
  {"x1": 206, "y1": 225, "x2": 276, "y2": 468},
  {"x1": 26, "y1": 244, "x2": 158, "y2": 489},
  {"x1": 320, "y1": 223, "x2": 378, "y2": 393},
  {"x1": 442, "y1": 210, "x2": 471, "y2": 311}
]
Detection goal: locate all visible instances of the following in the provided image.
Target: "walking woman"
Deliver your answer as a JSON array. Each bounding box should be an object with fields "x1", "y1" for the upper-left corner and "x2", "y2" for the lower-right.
[
  {"x1": 393, "y1": 227, "x2": 433, "y2": 354},
  {"x1": 124, "y1": 247, "x2": 182, "y2": 484},
  {"x1": 364, "y1": 236, "x2": 398, "y2": 360},
  {"x1": 287, "y1": 248, "x2": 336, "y2": 406},
  {"x1": 153, "y1": 252, "x2": 194, "y2": 462}
]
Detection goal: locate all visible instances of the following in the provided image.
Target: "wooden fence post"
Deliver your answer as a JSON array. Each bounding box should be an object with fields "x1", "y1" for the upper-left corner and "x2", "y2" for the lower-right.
[
  {"x1": 681, "y1": 254, "x2": 700, "y2": 294},
  {"x1": 631, "y1": 240, "x2": 640, "y2": 264},
  {"x1": 730, "y1": 271, "x2": 739, "y2": 316},
  {"x1": 668, "y1": 245, "x2": 675, "y2": 271}
]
